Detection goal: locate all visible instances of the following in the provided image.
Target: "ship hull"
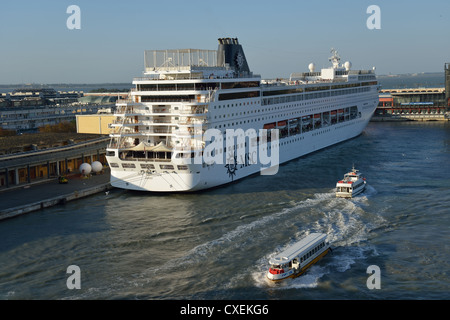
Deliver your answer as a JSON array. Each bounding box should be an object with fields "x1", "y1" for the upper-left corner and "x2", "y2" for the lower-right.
[{"x1": 106, "y1": 99, "x2": 376, "y2": 192}]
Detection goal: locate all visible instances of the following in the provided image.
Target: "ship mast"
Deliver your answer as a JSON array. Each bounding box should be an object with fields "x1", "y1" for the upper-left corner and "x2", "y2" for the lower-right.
[{"x1": 329, "y1": 48, "x2": 341, "y2": 69}]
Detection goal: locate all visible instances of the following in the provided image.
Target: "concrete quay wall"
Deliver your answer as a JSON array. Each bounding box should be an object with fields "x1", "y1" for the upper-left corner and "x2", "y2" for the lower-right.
[{"x1": 0, "y1": 182, "x2": 112, "y2": 221}]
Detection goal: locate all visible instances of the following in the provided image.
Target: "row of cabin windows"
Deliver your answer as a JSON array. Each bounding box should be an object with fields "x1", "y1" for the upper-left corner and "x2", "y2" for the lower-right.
[
  {"x1": 261, "y1": 80, "x2": 375, "y2": 97},
  {"x1": 213, "y1": 92, "x2": 364, "y2": 113},
  {"x1": 213, "y1": 103, "x2": 353, "y2": 124},
  {"x1": 110, "y1": 162, "x2": 188, "y2": 171},
  {"x1": 136, "y1": 83, "x2": 374, "y2": 104},
  {"x1": 213, "y1": 106, "x2": 358, "y2": 135},
  {"x1": 262, "y1": 86, "x2": 371, "y2": 106},
  {"x1": 299, "y1": 241, "x2": 327, "y2": 263},
  {"x1": 213, "y1": 94, "x2": 362, "y2": 124},
  {"x1": 214, "y1": 100, "x2": 259, "y2": 109},
  {"x1": 137, "y1": 81, "x2": 373, "y2": 94},
  {"x1": 137, "y1": 81, "x2": 259, "y2": 92}
]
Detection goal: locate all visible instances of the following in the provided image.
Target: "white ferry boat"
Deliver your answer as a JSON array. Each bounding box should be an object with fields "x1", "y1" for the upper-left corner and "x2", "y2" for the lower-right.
[
  {"x1": 106, "y1": 38, "x2": 379, "y2": 192},
  {"x1": 336, "y1": 166, "x2": 366, "y2": 198},
  {"x1": 267, "y1": 233, "x2": 331, "y2": 281}
]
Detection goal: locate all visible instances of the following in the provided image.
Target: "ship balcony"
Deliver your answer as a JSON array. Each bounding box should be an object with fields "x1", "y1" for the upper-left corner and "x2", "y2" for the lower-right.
[
  {"x1": 114, "y1": 111, "x2": 207, "y2": 118},
  {"x1": 172, "y1": 128, "x2": 204, "y2": 138},
  {"x1": 134, "y1": 86, "x2": 213, "y2": 93},
  {"x1": 110, "y1": 118, "x2": 207, "y2": 128},
  {"x1": 110, "y1": 126, "x2": 205, "y2": 137},
  {"x1": 172, "y1": 146, "x2": 204, "y2": 153},
  {"x1": 110, "y1": 130, "x2": 175, "y2": 137},
  {"x1": 114, "y1": 105, "x2": 207, "y2": 117},
  {"x1": 116, "y1": 100, "x2": 140, "y2": 107},
  {"x1": 111, "y1": 121, "x2": 179, "y2": 127}
]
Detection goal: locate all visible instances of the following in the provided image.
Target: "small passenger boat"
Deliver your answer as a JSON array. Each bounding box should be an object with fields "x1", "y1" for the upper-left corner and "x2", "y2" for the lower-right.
[
  {"x1": 267, "y1": 233, "x2": 331, "y2": 281},
  {"x1": 335, "y1": 165, "x2": 366, "y2": 198}
]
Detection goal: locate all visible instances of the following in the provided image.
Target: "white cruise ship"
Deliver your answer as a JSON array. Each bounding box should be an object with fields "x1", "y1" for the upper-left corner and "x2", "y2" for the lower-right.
[{"x1": 106, "y1": 38, "x2": 379, "y2": 192}]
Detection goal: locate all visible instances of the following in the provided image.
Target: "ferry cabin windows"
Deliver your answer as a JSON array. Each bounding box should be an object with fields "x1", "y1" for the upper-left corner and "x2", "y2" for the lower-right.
[
  {"x1": 270, "y1": 240, "x2": 328, "y2": 273},
  {"x1": 299, "y1": 241, "x2": 327, "y2": 264},
  {"x1": 337, "y1": 186, "x2": 351, "y2": 193}
]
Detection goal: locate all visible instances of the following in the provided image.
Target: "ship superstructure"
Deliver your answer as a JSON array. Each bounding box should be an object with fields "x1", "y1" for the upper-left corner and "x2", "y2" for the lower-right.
[{"x1": 106, "y1": 38, "x2": 379, "y2": 192}]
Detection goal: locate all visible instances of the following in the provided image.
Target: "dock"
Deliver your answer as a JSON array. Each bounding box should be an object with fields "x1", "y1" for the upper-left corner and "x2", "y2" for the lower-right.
[
  {"x1": 373, "y1": 86, "x2": 450, "y2": 121},
  {"x1": 0, "y1": 169, "x2": 112, "y2": 221},
  {"x1": 371, "y1": 113, "x2": 449, "y2": 121}
]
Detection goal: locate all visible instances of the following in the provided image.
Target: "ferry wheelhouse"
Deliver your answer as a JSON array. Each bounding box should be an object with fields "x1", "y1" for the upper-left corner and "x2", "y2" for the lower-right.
[
  {"x1": 267, "y1": 233, "x2": 331, "y2": 281},
  {"x1": 105, "y1": 38, "x2": 379, "y2": 192},
  {"x1": 336, "y1": 166, "x2": 366, "y2": 198}
]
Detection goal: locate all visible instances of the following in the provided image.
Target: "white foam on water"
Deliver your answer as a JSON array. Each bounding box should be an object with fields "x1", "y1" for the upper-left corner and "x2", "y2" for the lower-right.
[
  {"x1": 250, "y1": 242, "x2": 378, "y2": 291},
  {"x1": 288, "y1": 265, "x2": 328, "y2": 289},
  {"x1": 148, "y1": 192, "x2": 336, "y2": 275},
  {"x1": 249, "y1": 250, "x2": 331, "y2": 290},
  {"x1": 101, "y1": 188, "x2": 384, "y2": 296},
  {"x1": 247, "y1": 188, "x2": 384, "y2": 291}
]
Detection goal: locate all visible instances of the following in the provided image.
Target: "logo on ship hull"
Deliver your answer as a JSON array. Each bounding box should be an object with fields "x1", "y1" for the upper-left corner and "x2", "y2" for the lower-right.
[{"x1": 225, "y1": 151, "x2": 238, "y2": 180}]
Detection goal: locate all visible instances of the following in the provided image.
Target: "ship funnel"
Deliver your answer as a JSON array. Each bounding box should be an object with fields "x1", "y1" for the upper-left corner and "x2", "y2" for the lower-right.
[{"x1": 217, "y1": 37, "x2": 251, "y2": 75}]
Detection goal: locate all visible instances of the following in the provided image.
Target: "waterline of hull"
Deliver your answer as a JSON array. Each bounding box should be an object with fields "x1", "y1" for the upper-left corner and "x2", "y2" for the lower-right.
[{"x1": 108, "y1": 115, "x2": 373, "y2": 192}]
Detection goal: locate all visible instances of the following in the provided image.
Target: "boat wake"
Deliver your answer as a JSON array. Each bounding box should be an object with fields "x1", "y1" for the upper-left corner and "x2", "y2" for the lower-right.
[
  {"x1": 139, "y1": 187, "x2": 385, "y2": 294},
  {"x1": 70, "y1": 186, "x2": 383, "y2": 298},
  {"x1": 248, "y1": 187, "x2": 383, "y2": 290}
]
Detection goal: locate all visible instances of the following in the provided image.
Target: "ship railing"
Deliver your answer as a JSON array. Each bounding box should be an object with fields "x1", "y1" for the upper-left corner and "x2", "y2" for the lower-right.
[
  {"x1": 120, "y1": 98, "x2": 212, "y2": 105},
  {"x1": 173, "y1": 146, "x2": 203, "y2": 150},
  {"x1": 116, "y1": 99, "x2": 138, "y2": 105},
  {"x1": 113, "y1": 109, "x2": 207, "y2": 117},
  {"x1": 175, "y1": 109, "x2": 207, "y2": 115},
  {"x1": 111, "y1": 118, "x2": 139, "y2": 125},
  {"x1": 173, "y1": 130, "x2": 203, "y2": 137},
  {"x1": 134, "y1": 72, "x2": 260, "y2": 81},
  {"x1": 140, "y1": 98, "x2": 210, "y2": 103},
  {"x1": 134, "y1": 86, "x2": 217, "y2": 92},
  {"x1": 115, "y1": 105, "x2": 141, "y2": 114},
  {"x1": 149, "y1": 128, "x2": 172, "y2": 134},
  {"x1": 150, "y1": 108, "x2": 171, "y2": 114},
  {"x1": 113, "y1": 122, "x2": 178, "y2": 127},
  {"x1": 152, "y1": 119, "x2": 174, "y2": 124},
  {"x1": 178, "y1": 118, "x2": 208, "y2": 124},
  {"x1": 120, "y1": 156, "x2": 172, "y2": 162}
]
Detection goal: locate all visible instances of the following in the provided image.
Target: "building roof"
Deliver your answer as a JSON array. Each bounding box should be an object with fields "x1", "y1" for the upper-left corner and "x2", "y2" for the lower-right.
[{"x1": 78, "y1": 96, "x2": 118, "y2": 104}]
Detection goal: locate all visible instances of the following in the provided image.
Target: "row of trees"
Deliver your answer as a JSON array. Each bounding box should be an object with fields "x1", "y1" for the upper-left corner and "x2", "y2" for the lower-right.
[
  {"x1": 39, "y1": 121, "x2": 77, "y2": 133},
  {"x1": 0, "y1": 120, "x2": 76, "y2": 137},
  {"x1": 0, "y1": 128, "x2": 16, "y2": 137}
]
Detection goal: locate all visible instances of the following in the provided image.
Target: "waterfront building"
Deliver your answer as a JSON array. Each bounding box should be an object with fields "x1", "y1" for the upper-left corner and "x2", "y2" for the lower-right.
[
  {"x1": 0, "y1": 136, "x2": 108, "y2": 188},
  {"x1": 0, "y1": 105, "x2": 109, "y2": 132},
  {"x1": 0, "y1": 88, "x2": 117, "y2": 132},
  {"x1": 374, "y1": 87, "x2": 449, "y2": 121},
  {"x1": 373, "y1": 63, "x2": 450, "y2": 121}
]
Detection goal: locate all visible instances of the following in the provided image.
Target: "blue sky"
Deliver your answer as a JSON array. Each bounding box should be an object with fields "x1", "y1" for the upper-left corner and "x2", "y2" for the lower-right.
[{"x1": 1, "y1": 0, "x2": 450, "y2": 84}]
